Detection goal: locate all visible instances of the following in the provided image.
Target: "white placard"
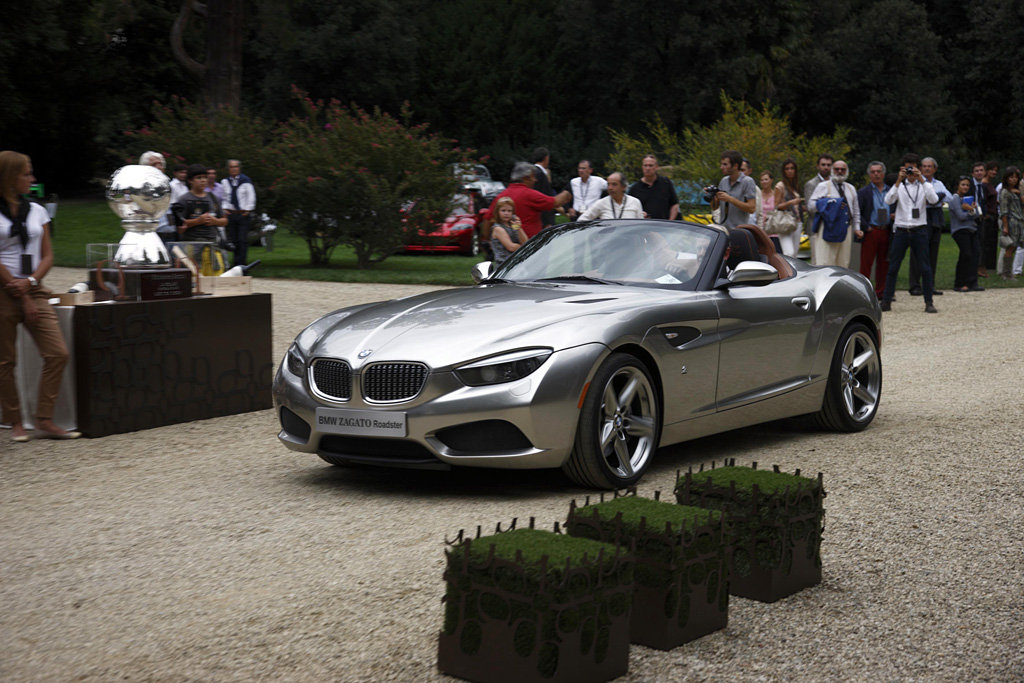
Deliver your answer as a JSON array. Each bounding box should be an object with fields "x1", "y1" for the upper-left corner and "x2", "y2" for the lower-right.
[{"x1": 315, "y1": 408, "x2": 407, "y2": 437}]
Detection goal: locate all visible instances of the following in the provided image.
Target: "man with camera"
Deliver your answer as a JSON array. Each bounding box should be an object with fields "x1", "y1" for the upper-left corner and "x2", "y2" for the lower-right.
[
  {"x1": 880, "y1": 154, "x2": 939, "y2": 313},
  {"x1": 907, "y1": 157, "x2": 949, "y2": 296},
  {"x1": 710, "y1": 150, "x2": 757, "y2": 229}
]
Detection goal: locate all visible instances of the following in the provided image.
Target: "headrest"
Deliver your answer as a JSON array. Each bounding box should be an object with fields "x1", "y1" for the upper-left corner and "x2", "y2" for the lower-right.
[{"x1": 727, "y1": 227, "x2": 761, "y2": 270}]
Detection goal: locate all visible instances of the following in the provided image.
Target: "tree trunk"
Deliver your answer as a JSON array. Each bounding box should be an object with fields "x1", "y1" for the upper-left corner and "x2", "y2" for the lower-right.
[
  {"x1": 204, "y1": 0, "x2": 244, "y2": 112},
  {"x1": 171, "y1": 0, "x2": 244, "y2": 113}
]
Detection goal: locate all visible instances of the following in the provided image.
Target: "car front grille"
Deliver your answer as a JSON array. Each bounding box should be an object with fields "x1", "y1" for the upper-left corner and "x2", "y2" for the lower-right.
[
  {"x1": 311, "y1": 359, "x2": 352, "y2": 400},
  {"x1": 363, "y1": 363, "x2": 428, "y2": 402}
]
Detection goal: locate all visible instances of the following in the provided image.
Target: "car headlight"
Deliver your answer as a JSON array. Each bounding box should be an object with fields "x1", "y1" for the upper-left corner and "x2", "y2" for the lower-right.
[
  {"x1": 455, "y1": 349, "x2": 552, "y2": 386},
  {"x1": 286, "y1": 343, "x2": 307, "y2": 377}
]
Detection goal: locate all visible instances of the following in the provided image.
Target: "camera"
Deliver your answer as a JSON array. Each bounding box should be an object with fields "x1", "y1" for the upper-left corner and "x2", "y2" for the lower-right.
[
  {"x1": 904, "y1": 167, "x2": 916, "y2": 175},
  {"x1": 702, "y1": 185, "x2": 720, "y2": 203}
]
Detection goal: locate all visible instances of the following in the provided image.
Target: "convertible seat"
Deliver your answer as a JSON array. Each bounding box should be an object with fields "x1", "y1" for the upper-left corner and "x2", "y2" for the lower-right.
[
  {"x1": 726, "y1": 226, "x2": 762, "y2": 271},
  {"x1": 736, "y1": 224, "x2": 795, "y2": 279}
]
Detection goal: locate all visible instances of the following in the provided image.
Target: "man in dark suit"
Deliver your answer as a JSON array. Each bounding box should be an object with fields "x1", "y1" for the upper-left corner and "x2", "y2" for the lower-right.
[
  {"x1": 856, "y1": 161, "x2": 893, "y2": 299},
  {"x1": 973, "y1": 161, "x2": 999, "y2": 277},
  {"x1": 531, "y1": 147, "x2": 555, "y2": 228}
]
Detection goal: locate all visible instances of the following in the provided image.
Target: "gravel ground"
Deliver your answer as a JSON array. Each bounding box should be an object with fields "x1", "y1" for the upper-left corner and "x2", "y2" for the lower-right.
[{"x1": 2, "y1": 267, "x2": 1022, "y2": 682}]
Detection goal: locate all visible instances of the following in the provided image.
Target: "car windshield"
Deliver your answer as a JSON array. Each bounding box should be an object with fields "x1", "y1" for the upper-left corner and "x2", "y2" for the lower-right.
[{"x1": 493, "y1": 220, "x2": 725, "y2": 290}]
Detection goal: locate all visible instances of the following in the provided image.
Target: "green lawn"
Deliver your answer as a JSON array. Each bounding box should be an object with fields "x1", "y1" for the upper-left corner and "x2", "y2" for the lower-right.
[
  {"x1": 52, "y1": 199, "x2": 485, "y2": 286},
  {"x1": 52, "y1": 199, "x2": 1021, "y2": 290}
]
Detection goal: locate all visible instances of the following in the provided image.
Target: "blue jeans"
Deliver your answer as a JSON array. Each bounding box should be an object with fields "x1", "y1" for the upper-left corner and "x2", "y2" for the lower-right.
[{"x1": 882, "y1": 226, "x2": 933, "y2": 303}]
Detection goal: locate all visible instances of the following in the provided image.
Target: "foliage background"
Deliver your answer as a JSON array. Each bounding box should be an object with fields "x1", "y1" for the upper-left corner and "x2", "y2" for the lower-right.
[{"x1": 3, "y1": 0, "x2": 1022, "y2": 193}]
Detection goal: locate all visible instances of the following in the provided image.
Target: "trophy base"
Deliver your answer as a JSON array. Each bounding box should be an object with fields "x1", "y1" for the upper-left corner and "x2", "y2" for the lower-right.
[
  {"x1": 115, "y1": 230, "x2": 170, "y2": 268},
  {"x1": 90, "y1": 268, "x2": 193, "y2": 302}
]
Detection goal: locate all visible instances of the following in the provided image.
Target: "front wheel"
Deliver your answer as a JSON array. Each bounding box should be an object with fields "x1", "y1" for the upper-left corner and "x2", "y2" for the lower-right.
[
  {"x1": 563, "y1": 353, "x2": 660, "y2": 489},
  {"x1": 814, "y1": 322, "x2": 882, "y2": 431}
]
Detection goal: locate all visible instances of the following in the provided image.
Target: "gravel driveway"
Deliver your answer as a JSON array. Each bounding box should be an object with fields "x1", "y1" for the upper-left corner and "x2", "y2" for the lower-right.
[{"x1": 2, "y1": 267, "x2": 1022, "y2": 682}]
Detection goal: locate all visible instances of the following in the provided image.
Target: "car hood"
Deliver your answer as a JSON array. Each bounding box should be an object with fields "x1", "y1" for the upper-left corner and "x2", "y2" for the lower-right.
[{"x1": 305, "y1": 282, "x2": 694, "y2": 370}]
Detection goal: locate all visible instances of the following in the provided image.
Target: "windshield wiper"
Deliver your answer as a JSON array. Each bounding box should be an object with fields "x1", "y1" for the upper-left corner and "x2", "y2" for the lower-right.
[{"x1": 535, "y1": 275, "x2": 624, "y2": 286}]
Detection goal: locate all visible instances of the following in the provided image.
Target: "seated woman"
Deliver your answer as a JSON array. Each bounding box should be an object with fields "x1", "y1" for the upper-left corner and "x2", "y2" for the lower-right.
[{"x1": 489, "y1": 197, "x2": 526, "y2": 266}]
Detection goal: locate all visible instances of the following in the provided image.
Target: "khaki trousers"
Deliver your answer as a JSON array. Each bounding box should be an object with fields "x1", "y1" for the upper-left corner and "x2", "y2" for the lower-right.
[{"x1": 0, "y1": 287, "x2": 68, "y2": 423}]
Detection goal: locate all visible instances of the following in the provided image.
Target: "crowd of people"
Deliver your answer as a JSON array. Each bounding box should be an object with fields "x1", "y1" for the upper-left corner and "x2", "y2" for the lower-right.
[
  {"x1": 482, "y1": 148, "x2": 1024, "y2": 315},
  {"x1": 138, "y1": 151, "x2": 257, "y2": 269}
]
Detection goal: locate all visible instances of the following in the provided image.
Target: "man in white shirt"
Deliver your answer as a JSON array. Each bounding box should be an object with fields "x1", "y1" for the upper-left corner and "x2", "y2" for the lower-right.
[
  {"x1": 880, "y1": 153, "x2": 939, "y2": 313},
  {"x1": 220, "y1": 159, "x2": 257, "y2": 267},
  {"x1": 579, "y1": 173, "x2": 644, "y2": 220},
  {"x1": 565, "y1": 160, "x2": 607, "y2": 220},
  {"x1": 809, "y1": 160, "x2": 860, "y2": 268},
  {"x1": 908, "y1": 157, "x2": 949, "y2": 296}
]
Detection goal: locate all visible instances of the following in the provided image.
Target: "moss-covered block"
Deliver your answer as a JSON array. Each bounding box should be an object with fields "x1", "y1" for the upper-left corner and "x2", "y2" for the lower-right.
[
  {"x1": 565, "y1": 490, "x2": 728, "y2": 650},
  {"x1": 674, "y1": 460, "x2": 825, "y2": 603},
  {"x1": 438, "y1": 520, "x2": 633, "y2": 683}
]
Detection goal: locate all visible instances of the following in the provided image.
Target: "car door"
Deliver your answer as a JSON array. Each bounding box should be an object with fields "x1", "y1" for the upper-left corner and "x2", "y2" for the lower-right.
[
  {"x1": 645, "y1": 294, "x2": 722, "y2": 427},
  {"x1": 711, "y1": 275, "x2": 819, "y2": 410}
]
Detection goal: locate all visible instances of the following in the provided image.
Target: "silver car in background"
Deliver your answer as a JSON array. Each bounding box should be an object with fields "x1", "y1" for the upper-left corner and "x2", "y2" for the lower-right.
[{"x1": 273, "y1": 220, "x2": 882, "y2": 488}]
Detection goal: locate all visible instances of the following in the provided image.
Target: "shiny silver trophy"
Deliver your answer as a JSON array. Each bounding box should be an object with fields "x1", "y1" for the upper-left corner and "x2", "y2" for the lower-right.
[{"x1": 105, "y1": 165, "x2": 171, "y2": 267}]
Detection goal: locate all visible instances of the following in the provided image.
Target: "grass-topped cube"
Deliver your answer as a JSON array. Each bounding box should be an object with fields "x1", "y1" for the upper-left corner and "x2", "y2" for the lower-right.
[
  {"x1": 674, "y1": 460, "x2": 825, "y2": 603},
  {"x1": 565, "y1": 490, "x2": 728, "y2": 650},
  {"x1": 438, "y1": 519, "x2": 633, "y2": 683}
]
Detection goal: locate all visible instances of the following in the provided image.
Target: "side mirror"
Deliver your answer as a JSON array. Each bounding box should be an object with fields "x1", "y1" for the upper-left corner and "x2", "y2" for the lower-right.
[
  {"x1": 471, "y1": 261, "x2": 494, "y2": 284},
  {"x1": 716, "y1": 260, "x2": 779, "y2": 288}
]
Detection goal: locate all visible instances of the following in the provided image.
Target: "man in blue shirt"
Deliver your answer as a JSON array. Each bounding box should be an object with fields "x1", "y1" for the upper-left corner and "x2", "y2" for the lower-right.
[{"x1": 856, "y1": 162, "x2": 892, "y2": 300}]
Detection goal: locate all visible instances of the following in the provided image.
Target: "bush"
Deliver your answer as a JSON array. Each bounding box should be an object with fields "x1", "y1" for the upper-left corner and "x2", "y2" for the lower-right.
[
  {"x1": 265, "y1": 90, "x2": 467, "y2": 268},
  {"x1": 607, "y1": 93, "x2": 854, "y2": 191}
]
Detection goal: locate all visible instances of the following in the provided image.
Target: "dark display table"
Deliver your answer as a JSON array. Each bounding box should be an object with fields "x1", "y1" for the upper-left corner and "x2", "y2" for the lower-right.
[{"x1": 71, "y1": 294, "x2": 274, "y2": 437}]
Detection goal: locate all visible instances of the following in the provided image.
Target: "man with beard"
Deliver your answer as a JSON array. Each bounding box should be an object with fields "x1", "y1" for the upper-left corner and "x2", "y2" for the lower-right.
[
  {"x1": 809, "y1": 160, "x2": 859, "y2": 268},
  {"x1": 804, "y1": 154, "x2": 833, "y2": 219}
]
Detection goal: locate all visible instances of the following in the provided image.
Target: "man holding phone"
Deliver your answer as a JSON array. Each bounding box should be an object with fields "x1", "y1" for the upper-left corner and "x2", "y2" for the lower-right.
[{"x1": 880, "y1": 153, "x2": 939, "y2": 313}]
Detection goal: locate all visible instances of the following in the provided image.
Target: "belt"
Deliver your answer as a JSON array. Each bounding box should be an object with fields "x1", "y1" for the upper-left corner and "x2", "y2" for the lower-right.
[{"x1": 895, "y1": 225, "x2": 927, "y2": 230}]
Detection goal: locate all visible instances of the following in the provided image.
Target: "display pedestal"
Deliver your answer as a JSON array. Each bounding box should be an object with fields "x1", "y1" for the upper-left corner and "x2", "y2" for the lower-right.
[{"x1": 71, "y1": 294, "x2": 273, "y2": 437}]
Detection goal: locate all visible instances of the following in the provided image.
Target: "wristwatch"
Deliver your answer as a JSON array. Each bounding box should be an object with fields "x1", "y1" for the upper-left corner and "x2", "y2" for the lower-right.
[{"x1": 27, "y1": 276, "x2": 38, "y2": 287}]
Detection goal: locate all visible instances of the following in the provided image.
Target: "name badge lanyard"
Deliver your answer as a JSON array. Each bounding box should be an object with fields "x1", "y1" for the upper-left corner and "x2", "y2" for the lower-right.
[
  {"x1": 612, "y1": 196, "x2": 626, "y2": 219},
  {"x1": 903, "y1": 182, "x2": 921, "y2": 219},
  {"x1": 578, "y1": 179, "x2": 590, "y2": 209}
]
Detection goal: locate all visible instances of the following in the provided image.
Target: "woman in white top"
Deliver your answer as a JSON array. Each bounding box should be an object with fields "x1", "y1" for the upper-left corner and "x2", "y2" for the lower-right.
[{"x1": 0, "y1": 151, "x2": 79, "y2": 442}]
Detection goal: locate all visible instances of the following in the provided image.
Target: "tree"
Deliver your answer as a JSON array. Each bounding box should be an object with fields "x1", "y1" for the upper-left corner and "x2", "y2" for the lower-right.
[
  {"x1": 607, "y1": 94, "x2": 852, "y2": 192},
  {"x1": 171, "y1": 0, "x2": 245, "y2": 112},
  {"x1": 266, "y1": 91, "x2": 467, "y2": 268}
]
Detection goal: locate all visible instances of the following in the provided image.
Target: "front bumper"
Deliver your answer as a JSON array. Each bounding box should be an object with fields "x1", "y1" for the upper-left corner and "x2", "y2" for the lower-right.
[{"x1": 272, "y1": 343, "x2": 607, "y2": 470}]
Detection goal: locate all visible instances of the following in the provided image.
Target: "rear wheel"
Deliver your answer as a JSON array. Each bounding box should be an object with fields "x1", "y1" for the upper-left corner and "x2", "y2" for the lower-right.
[
  {"x1": 563, "y1": 353, "x2": 660, "y2": 489},
  {"x1": 814, "y1": 323, "x2": 882, "y2": 431}
]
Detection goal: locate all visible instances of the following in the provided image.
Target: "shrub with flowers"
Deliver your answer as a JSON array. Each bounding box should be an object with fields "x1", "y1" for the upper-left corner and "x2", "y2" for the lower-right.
[{"x1": 265, "y1": 89, "x2": 468, "y2": 267}]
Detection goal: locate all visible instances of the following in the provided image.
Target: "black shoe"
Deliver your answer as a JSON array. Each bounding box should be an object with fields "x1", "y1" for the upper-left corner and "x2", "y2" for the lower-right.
[
  {"x1": 880, "y1": 300, "x2": 891, "y2": 312},
  {"x1": 933, "y1": 290, "x2": 943, "y2": 295},
  {"x1": 909, "y1": 287, "x2": 923, "y2": 296},
  {"x1": 969, "y1": 286, "x2": 986, "y2": 291},
  {"x1": 925, "y1": 303, "x2": 938, "y2": 313}
]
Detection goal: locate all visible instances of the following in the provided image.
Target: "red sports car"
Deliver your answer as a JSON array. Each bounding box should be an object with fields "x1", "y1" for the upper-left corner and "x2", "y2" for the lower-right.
[{"x1": 402, "y1": 194, "x2": 487, "y2": 256}]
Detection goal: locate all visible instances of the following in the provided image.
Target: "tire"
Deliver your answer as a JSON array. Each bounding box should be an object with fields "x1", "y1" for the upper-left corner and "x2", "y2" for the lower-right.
[
  {"x1": 563, "y1": 353, "x2": 661, "y2": 489},
  {"x1": 464, "y1": 231, "x2": 481, "y2": 257},
  {"x1": 814, "y1": 322, "x2": 882, "y2": 431}
]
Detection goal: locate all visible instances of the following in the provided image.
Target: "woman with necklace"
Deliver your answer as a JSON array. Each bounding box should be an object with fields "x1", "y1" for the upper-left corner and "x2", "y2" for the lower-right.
[{"x1": 0, "y1": 151, "x2": 79, "y2": 442}]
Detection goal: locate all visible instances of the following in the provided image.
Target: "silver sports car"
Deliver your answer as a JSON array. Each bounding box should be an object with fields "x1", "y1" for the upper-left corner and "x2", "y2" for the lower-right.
[{"x1": 273, "y1": 220, "x2": 882, "y2": 488}]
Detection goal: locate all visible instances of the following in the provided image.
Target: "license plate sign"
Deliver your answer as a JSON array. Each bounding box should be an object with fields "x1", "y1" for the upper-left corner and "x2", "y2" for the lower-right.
[{"x1": 315, "y1": 408, "x2": 407, "y2": 437}]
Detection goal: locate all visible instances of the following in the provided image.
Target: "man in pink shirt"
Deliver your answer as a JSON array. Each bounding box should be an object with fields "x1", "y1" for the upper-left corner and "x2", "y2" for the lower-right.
[{"x1": 487, "y1": 162, "x2": 571, "y2": 238}]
